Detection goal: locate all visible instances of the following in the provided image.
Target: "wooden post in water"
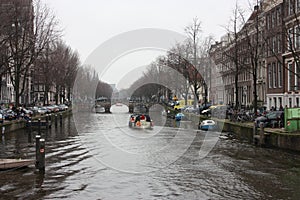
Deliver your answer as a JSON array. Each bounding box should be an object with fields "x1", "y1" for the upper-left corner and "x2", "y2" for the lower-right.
[
  {"x1": 36, "y1": 138, "x2": 45, "y2": 172},
  {"x1": 46, "y1": 114, "x2": 49, "y2": 129},
  {"x1": 35, "y1": 135, "x2": 41, "y2": 168},
  {"x1": 27, "y1": 121, "x2": 32, "y2": 143},
  {"x1": 38, "y1": 118, "x2": 41, "y2": 134},
  {"x1": 55, "y1": 115, "x2": 58, "y2": 127},
  {"x1": 28, "y1": 120, "x2": 32, "y2": 133},
  {"x1": 259, "y1": 122, "x2": 265, "y2": 146},
  {"x1": 60, "y1": 113, "x2": 63, "y2": 125},
  {"x1": 48, "y1": 114, "x2": 52, "y2": 128},
  {"x1": 253, "y1": 122, "x2": 257, "y2": 144}
]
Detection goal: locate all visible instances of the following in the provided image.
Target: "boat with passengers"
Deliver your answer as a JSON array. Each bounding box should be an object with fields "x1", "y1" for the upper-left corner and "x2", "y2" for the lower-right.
[{"x1": 128, "y1": 114, "x2": 153, "y2": 129}]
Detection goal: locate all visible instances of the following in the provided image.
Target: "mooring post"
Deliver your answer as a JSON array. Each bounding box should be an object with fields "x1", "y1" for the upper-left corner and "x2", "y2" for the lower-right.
[
  {"x1": 1, "y1": 118, "x2": 3, "y2": 133},
  {"x1": 60, "y1": 113, "x2": 62, "y2": 125},
  {"x1": 45, "y1": 114, "x2": 49, "y2": 128},
  {"x1": 259, "y1": 122, "x2": 265, "y2": 146},
  {"x1": 253, "y1": 121, "x2": 257, "y2": 144},
  {"x1": 35, "y1": 135, "x2": 41, "y2": 168},
  {"x1": 28, "y1": 120, "x2": 32, "y2": 133},
  {"x1": 38, "y1": 118, "x2": 41, "y2": 134},
  {"x1": 49, "y1": 114, "x2": 52, "y2": 127},
  {"x1": 55, "y1": 114, "x2": 58, "y2": 127},
  {"x1": 37, "y1": 138, "x2": 45, "y2": 172}
]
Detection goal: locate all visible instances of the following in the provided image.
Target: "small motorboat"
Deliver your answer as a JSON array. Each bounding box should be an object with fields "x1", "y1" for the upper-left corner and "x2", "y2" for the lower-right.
[
  {"x1": 95, "y1": 105, "x2": 105, "y2": 113},
  {"x1": 199, "y1": 119, "x2": 216, "y2": 131},
  {"x1": 129, "y1": 114, "x2": 153, "y2": 129}
]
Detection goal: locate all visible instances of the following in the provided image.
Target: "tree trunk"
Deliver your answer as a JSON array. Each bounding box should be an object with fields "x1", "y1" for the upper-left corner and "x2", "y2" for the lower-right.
[
  {"x1": 235, "y1": 73, "x2": 239, "y2": 109},
  {"x1": 253, "y1": 69, "x2": 258, "y2": 115},
  {"x1": 55, "y1": 85, "x2": 59, "y2": 105}
]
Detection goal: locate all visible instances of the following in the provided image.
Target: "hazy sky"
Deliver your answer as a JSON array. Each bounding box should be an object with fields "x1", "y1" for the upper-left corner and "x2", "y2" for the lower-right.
[{"x1": 42, "y1": 0, "x2": 252, "y2": 88}]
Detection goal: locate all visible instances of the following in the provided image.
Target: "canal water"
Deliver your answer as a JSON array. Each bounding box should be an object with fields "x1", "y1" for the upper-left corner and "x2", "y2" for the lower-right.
[{"x1": 0, "y1": 105, "x2": 300, "y2": 200}]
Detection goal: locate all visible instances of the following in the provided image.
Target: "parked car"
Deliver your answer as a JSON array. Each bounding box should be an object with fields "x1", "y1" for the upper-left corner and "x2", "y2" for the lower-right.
[
  {"x1": 255, "y1": 111, "x2": 284, "y2": 128},
  {"x1": 27, "y1": 106, "x2": 39, "y2": 114},
  {"x1": 184, "y1": 106, "x2": 196, "y2": 113},
  {"x1": 199, "y1": 103, "x2": 212, "y2": 114},
  {"x1": 3, "y1": 109, "x2": 17, "y2": 120},
  {"x1": 58, "y1": 104, "x2": 68, "y2": 111},
  {"x1": 37, "y1": 107, "x2": 50, "y2": 115}
]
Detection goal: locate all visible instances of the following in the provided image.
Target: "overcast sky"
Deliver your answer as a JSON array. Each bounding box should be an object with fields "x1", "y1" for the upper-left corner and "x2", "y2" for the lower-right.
[{"x1": 42, "y1": 0, "x2": 252, "y2": 88}]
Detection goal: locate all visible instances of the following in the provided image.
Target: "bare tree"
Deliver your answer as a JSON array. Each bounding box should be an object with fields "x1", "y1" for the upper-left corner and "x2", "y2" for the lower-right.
[
  {"x1": 96, "y1": 81, "x2": 113, "y2": 99},
  {"x1": 1, "y1": 0, "x2": 59, "y2": 106},
  {"x1": 222, "y1": 2, "x2": 246, "y2": 108},
  {"x1": 184, "y1": 17, "x2": 203, "y2": 105}
]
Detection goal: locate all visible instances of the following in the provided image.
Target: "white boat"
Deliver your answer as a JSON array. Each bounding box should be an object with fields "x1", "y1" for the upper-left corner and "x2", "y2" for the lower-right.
[
  {"x1": 0, "y1": 159, "x2": 35, "y2": 170},
  {"x1": 128, "y1": 114, "x2": 153, "y2": 129},
  {"x1": 199, "y1": 120, "x2": 216, "y2": 131},
  {"x1": 95, "y1": 105, "x2": 105, "y2": 113}
]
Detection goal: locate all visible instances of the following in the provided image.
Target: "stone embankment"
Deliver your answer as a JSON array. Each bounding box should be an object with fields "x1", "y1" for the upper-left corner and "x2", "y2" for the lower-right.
[
  {"x1": 0, "y1": 109, "x2": 72, "y2": 133},
  {"x1": 184, "y1": 113, "x2": 300, "y2": 152}
]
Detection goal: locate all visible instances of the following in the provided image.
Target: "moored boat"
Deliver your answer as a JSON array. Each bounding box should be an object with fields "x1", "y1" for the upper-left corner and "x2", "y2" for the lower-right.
[
  {"x1": 0, "y1": 159, "x2": 35, "y2": 170},
  {"x1": 199, "y1": 120, "x2": 216, "y2": 131}
]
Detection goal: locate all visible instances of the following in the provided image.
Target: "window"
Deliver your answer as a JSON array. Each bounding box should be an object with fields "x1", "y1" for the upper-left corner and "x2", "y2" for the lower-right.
[
  {"x1": 277, "y1": 8, "x2": 281, "y2": 24},
  {"x1": 295, "y1": 26, "x2": 300, "y2": 49},
  {"x1": 272, "y1": 37, "x2": 276, "y2": 53},
  {"x1": 279, "y1": 97, "x2": 282, "y2": 107},
  {"x1": 273, "y1": 62, "x2": 277, "y2": 88},
  {"x1": 268, "y1": 64, "x2": 273, "y2": 88},
  {"x1": 278, "y1": 62, "x2": 283, "y2": 88},
  {"x1": 295, "y1": 63, "x2": 300, "y2": 90},
  {"x1": 289, "y1": 0, "x2": 295, "y2": 15},
  {"x1": 296, "y1": 97, "x2": 299, "y2": 107},
  {"x1": 297, "y1": 0, "x2": 300, "y2": 12},
  {"x1": 288, "y1": 62, "x2": 293, "y2": 91},
  {"x1": 278, "y1": 35, "x2": 282, "y2": 53},
  {"x1": 288, "y1": 28, "x2": 294, "y2": 51},
  {"x1": 274, "y1": 97, "x2": 277, "y2": 108},
  {"x1": 266, "y1": 14, "x2": 270, "y2": 30},
  {"x1": 271, "y1": 11, "x2": 276, "y2": 27}
]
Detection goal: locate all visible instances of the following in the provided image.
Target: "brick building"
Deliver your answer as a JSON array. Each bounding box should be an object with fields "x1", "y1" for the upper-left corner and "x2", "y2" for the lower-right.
[{"x1": 210, "y1": 0, "x2": 300, "y2": 110}]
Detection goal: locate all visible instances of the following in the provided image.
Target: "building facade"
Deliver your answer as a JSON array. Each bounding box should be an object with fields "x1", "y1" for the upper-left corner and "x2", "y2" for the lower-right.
[{"x1": 210, "y1": 0, "x2": 300, "y2": 110}]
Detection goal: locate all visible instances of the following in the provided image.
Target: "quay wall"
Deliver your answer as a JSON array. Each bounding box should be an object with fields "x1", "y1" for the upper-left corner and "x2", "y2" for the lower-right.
[
  {"x1": 0, "y1": 109, "x2": 72, "y2": 133},
  {"x1": 184, "y1": 113, "x2": 300, "y2": 152}
]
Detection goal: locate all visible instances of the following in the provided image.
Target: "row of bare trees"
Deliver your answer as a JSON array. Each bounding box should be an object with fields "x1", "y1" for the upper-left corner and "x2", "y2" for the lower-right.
[
  {"x1": 123, "y1": 18, "x2": 213, "y2": 106},
  {"x1": 0, "y1": 0, "x2": 61, "y2": 106},
  {"x1": 74, "y1": 66, "x2": 113, "y2": 103},
  {"x1": 0, "y1": 0, "x2": 111, "y2": 106},
  {"x1": 34, "y1": 40, "x2": 80, "y2": 105}
]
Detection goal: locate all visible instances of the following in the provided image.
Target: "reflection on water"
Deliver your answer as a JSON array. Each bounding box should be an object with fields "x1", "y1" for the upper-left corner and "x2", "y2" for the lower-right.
[{"x1": 0, "y1": 106, "x2": 300, "y2": 199}]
